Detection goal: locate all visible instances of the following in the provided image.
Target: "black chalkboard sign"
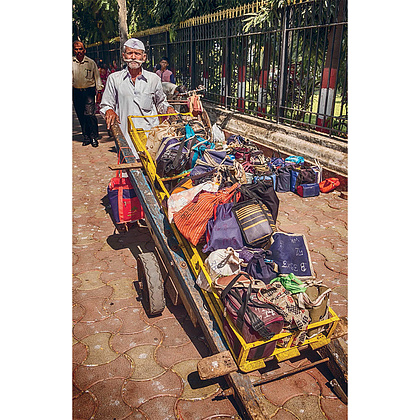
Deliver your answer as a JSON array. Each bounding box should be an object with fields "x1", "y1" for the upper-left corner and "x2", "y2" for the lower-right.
[{"x1": 269, "y1": 232, "x2": 314, "y2": 278}]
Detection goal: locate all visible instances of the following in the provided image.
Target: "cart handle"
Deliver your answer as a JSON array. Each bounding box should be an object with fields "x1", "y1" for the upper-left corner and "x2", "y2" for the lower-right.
[{"x1": 129, "y1": 112, "x2": 193, "y2": 119}]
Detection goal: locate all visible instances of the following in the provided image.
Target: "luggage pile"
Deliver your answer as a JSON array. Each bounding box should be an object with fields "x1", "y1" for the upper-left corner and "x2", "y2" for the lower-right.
[
  {"x1": 271, "y1": 155, "x2": 342, "y2": 197},
  {"x1": 144, "y1": 118, "x2": 339, "y2": 370}
]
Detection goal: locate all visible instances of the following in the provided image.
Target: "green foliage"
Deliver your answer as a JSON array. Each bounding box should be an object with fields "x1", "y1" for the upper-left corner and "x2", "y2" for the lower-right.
[
  {"x1": 149, "y1": 0, "x2": 252, "y2": 28},
  {"x1": 73, "y1": 0, "x2": 120, "y2": 44},
  {"x1": 243, "y1": 0, "x2": 286, "y2": 32},
  {"x1": 73, "y1": 0, "x2": 256, "y2": 45},
  {"x1": 127, "y1": 0, "x2": 156, "y2": 33}
]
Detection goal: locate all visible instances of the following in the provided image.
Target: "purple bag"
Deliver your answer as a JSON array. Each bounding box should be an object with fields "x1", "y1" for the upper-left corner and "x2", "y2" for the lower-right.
[
  {"x1": 226, "y1": 134, "x2": 245, "y2": 145},
  {"x1": 245, "y1": 250, "x2": 278, "y2": 284},
  {"x1": 203, "y1": 202, "x2": 244, "y2": 253},
  {"x1": 190, "y1": 164, "x2": 215, "y2": 177},
  {"x1": 203, "y1": 149, "x2": 234, "y2": 166},
  {"x1": 269, "y1": 156, "x2": 285, "y2": 169},
  {"x1": 237, "y1": 247, "x2": 264, "y2": 263}
]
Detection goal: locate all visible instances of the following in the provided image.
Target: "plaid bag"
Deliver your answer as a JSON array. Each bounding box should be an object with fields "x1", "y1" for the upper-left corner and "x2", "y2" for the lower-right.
[
  {"x1": 107, "y1": 174, "x2": 144, "y2": 224},
  {"x1": 257, "y1": 282, "x2": 311, "y2": 345}
]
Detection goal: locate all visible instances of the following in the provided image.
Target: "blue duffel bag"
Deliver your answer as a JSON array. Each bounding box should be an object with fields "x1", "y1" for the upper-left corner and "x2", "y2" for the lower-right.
[{"x1": 296, "y1": 183, "x2": 320, "y2": 197}]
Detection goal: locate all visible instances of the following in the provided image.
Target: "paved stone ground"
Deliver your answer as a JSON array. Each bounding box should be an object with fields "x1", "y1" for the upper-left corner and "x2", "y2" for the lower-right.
[{"x1": 72, "y1": 109, "x2": 348, "y2": 420}]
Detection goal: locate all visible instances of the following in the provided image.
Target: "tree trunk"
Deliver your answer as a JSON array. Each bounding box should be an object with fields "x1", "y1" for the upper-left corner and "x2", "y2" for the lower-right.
[{"x1": 117, "y1": 0, "x2": 128, "y2": 67}]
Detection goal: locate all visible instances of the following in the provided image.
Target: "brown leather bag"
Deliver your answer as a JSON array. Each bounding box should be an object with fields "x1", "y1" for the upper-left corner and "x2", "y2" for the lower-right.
[{"x1": 212, "y1": 271, "x2": 266, "y2": 296}]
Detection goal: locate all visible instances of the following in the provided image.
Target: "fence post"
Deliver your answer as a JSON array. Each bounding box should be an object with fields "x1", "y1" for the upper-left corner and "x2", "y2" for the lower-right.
[
  {"x1": 190, "y1": 26, "x2": 196, "y2": 89},
  {"x1": 276, "y1": 7, "x2": 289, "y2": 123},
  {"x1": 316, "y1": 0, "x2": 345, "y2": 134},
  {"x1": 224, "y1": 18, "x2": 232, "y2": 107},
  {"x1": 166, "y1": 30, "x2": 171, "y2": 75},
  {"x1": 238, "y1": 36, "x2": 247, "y2": 112},
  {"x1": 220, "y1": 49, "x2": 226, "y2": 106},
  {"x1": 147, "y1": 34, "x2": 151, "y2": 69},
  {"x1": 257, "y1": 39, "x2": 270, "y2": 116}
]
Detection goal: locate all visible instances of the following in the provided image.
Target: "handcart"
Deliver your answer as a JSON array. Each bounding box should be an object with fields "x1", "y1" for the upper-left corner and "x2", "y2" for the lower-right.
[{"x1": 109, "y1": 105, "x2": 346, "y2": 419}]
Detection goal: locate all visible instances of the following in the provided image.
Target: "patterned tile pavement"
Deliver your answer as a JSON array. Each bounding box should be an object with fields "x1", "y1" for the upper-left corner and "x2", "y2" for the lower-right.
[{"x1": 72, "y1": 110, "x2": 348, "y2": 419}]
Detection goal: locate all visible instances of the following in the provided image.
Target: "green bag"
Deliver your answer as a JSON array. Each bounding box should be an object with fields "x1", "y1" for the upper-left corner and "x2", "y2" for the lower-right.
[{"x1": 271, "y1": 273, "x2": 307, "y2": 294}]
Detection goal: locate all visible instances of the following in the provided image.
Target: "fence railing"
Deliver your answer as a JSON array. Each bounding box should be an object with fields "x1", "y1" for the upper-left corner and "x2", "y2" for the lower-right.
[{"x1": 87, "y1": 0, "x2": 347, "y2": 139}]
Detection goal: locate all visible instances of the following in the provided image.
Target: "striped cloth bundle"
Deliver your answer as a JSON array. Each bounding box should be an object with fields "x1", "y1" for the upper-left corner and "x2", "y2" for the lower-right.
[{"x1": 173, "y1": 183, "x2": 240, "y2": 246}]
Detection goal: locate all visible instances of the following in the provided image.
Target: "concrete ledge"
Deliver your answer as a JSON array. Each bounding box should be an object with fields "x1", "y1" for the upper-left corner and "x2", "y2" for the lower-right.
[{"x1": 204, "y1": 102, "x2": 348, "y2": 178}]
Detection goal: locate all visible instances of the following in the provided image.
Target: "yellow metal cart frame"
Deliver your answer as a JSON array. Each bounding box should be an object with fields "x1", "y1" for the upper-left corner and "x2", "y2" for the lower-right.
[{"x1": 128, "y1": 114, "x2": 340, "y2": 373}]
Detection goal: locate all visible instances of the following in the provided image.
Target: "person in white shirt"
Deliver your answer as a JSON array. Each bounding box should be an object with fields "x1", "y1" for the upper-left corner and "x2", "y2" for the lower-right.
[
  {"x1": 72, "y1": 40, "x2": 104, "y2": 147},
  {"x1": 100, "y1": 38, "x2": 175, "y2": 158}
]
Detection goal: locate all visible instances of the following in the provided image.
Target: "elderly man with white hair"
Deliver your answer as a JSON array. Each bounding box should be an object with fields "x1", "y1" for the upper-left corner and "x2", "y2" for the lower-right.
[{"x1": 100, "y1": 38, "x2": 176, "y2": 158}]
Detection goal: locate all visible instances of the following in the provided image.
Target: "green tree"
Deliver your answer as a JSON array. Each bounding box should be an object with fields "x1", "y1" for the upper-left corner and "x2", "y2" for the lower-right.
[
  {"x1": 149, "y1": 0, "x2": 252, "y2": 27},
  {"x1": 73, "y1": 0, "x2": 119, "y2": 44},
  {"x1": 73, "y1": 0, "x2": 254, "y2": 45},
  {"x1": 126, "y1": 0, "x2": 155, "y2": 33},
  {"x1": 243, "y1": 0, "x2": 285, "y2": 31}
]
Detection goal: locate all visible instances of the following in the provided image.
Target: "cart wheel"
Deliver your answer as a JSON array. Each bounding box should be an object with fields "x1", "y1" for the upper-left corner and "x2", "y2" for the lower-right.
[{"x1": 137, "y1": 252, "x2": 166, "y2": 316}]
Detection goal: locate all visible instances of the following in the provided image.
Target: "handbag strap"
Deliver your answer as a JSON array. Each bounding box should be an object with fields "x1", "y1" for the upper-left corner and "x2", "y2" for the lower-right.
[
  {"x1": 186, "y1": 135, "x2": 198, "y2": 158},
  {"x1": 191, "y1": 137, "x2": 210, "y2": 151},
  {"x1": 221, "y1": 275, "x2": 277, "y2": 340},
  {"x1": 216, "y1": 254, "x2": 232, "y2": 269},
  {"x1": 235, "y1": 283, "x2": 275, "y2": 340},
  {"x1": 221, "y1": 272, "x2": 252, "y2": 301},
  {"x1": 171, "y1": 135, "x2": 188, "y2": 169},
  {"x1": 116, "y1": 149, "x2": 124, "y2": 178},
  {"x1": 235, "y1": 282, "x2": 251, "y2": 332}
]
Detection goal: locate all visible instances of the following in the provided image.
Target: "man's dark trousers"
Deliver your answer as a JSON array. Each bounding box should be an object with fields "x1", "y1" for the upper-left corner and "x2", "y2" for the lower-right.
[{"x1": 73, "y1": 87, "x2": 99, "y2": 141}]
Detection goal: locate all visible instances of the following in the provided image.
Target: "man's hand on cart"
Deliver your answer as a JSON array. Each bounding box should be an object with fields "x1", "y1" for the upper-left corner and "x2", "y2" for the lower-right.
[{"x1": 105, "y1": 109, "x2": 121, "y2": 129}]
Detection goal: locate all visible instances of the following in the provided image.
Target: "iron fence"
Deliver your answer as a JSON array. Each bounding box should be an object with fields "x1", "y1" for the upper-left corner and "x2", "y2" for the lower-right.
[
  {"x1": 87, "y1": 0, "x2": 347, "y2": 139},
  {"x1": 86, "y1": 40, "x2": 121, "y2": 68}
]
